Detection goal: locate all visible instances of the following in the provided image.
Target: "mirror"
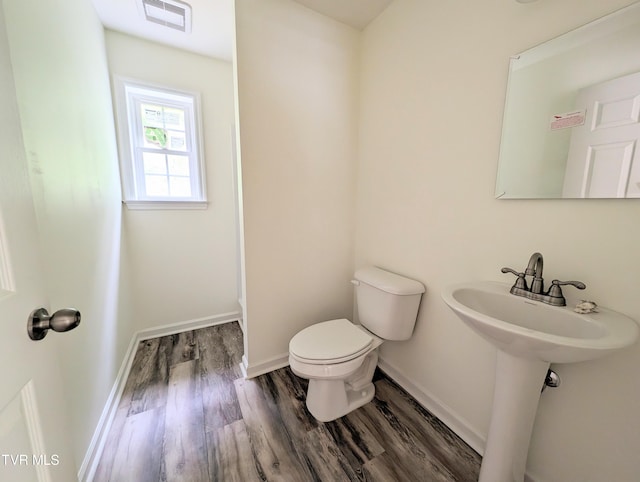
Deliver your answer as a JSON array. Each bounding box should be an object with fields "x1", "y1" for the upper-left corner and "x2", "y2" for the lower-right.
[{"x1": 496, "y1": 2, "x2": 640, "y2": 199}]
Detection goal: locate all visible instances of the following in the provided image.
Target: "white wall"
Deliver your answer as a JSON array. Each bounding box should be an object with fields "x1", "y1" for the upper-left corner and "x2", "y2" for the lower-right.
[
  {"x1": 2, "y1": 0, "x2": 136, "y2": 470},
  {"x1": 105, "y1": 31, "x2": 240, "y2": 330},
  {"x1": 357, "y1": 1, "x2": 640, "y2": 481},
  {"x1": 234, "y1": 0, "x2": 359, "y2": 374}
]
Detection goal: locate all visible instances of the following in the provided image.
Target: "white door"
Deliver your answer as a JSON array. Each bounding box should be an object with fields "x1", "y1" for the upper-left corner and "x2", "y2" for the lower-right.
[
  {"x1": 563, "y1": 71, "x2": 640, "y2": 198},
  {"x1": 0, "y1": 5, "x2": 76, "y2": 481}
]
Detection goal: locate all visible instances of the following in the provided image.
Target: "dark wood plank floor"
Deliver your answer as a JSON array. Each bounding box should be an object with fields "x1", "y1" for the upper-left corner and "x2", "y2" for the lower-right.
[{"x1": 94, "y1": 322, "x2": 481, "y2": 481}]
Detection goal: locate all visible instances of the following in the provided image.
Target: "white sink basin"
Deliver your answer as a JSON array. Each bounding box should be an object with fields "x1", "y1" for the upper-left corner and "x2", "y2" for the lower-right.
[
  {"x1": 442, "y1": 281, "x2": 639, "y2": 364},
  {"x1": 442, "y1": 280, "x2": 639, "y2": 482}
]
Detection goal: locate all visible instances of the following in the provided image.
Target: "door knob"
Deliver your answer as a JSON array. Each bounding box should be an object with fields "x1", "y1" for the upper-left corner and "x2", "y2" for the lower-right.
[{"x1": 28, "y1": 307, "x2": 81, "y2": 341}]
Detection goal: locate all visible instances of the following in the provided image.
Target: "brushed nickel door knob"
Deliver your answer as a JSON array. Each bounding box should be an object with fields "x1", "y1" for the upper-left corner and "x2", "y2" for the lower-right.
[{"x1": 28, "y1": 307, "x2": 81, "y2": 341}]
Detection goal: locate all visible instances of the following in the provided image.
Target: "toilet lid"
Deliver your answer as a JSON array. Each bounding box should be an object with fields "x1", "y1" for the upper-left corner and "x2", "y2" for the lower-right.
[{"x1": 289, "y1": 318, "x2": 373, "y2": 363}]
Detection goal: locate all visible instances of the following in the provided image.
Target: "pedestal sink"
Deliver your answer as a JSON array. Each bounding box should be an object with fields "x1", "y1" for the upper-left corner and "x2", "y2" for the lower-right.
[{"x1": 442, "y1": 281, "x2": 639, "y2": 482}]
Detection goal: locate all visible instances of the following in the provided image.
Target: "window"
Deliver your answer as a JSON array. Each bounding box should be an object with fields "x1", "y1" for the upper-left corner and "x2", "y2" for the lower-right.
[{"x1": 114, "y1": 78, "x2": 206, "y2": 209}]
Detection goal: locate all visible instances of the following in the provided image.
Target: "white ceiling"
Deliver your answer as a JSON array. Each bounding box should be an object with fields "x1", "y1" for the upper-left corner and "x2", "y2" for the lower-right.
[{"x1": 90, "y1": 0, "x2": 393, "y2": 61}]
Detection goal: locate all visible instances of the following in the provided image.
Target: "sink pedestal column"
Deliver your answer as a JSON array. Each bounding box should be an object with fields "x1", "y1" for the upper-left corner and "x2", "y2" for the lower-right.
[{"x1": 479, "y1": 350, "x2": 550, "y2": 482}]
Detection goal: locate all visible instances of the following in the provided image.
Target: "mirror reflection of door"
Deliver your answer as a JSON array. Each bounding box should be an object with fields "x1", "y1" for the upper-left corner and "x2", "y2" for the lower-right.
[{"x1": 562, "y1": 71, "x2": 640, "y2": 198}]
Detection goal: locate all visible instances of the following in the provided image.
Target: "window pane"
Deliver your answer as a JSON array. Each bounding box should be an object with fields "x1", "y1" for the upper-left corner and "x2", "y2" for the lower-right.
[
  {"x1": 145, "y1": 175, "x2": 169, "y2": 196},
  {"x1": 143, "y1": 152, "x2": 167, "y2": 174},
  {"x1": 168, "y1": 155, "x2": 190, "y2": 176},
  {"x1": 163, "y1": 107, "x2": 185, "y2": 130},
  {"x1": 167, "y1": 130, "x2": 187, "y2": 151},
  {"x1": 169, "y1": 176, "x2": 192, "y2": 197},
  {"x1": 141, "y1": 104, "x2": 164, "y2": 128},
  {"x1": 143, "y1": 127, "x2": 167, "y2": 149}
]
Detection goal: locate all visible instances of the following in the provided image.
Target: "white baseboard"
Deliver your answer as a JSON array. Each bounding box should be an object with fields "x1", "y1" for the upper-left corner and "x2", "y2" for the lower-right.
[
  {"x1": 79, "y1": 312, "x2": 242, "y2": 482},
  {"x1": 239, "y1": 356, "x2": 248, "y2": 379},
  {"x1": 137, "y1": 311, "x2": 242, "y2": 341},
  {"x1": 241, "y1": 352, "x2": 289, "y2": 379},
  {"x1": 78, "y1": 334, "x2": 139, "y2": 482},
  {"x1": 377, "y1": 358, "x2": 486, "y2": 456}
]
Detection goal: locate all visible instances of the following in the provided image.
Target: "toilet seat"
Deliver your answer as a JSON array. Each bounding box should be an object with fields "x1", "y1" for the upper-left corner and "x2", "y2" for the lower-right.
[{"x1": 289, "y1": 318, "x2": 373, "y2": 365}]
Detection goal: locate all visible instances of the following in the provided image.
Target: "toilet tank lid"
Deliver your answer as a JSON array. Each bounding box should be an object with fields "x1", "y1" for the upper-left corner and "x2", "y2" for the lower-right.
[{"x1": 354, "y1": 267, "x2": 425, "y2": 295}]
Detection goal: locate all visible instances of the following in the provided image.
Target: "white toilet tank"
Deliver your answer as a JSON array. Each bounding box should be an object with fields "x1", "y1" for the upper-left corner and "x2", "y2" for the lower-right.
[{"x1": 354, "y1": 267, "x2": 425, "y2": 341}]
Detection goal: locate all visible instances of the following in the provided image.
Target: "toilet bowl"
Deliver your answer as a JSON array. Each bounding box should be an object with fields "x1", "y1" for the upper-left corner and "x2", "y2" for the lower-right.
[
  {"x1": 289, "y1": 318, "x2": 384, "y2": 422},
  {"x1": 288, "y1": 267, "x2": 425, "y2": 422}
]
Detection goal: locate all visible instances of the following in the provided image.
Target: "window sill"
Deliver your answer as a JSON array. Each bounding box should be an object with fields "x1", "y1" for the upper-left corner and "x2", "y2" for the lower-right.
[{"x1": 123, "y1": 200, "x2": 208, "y2": 210}]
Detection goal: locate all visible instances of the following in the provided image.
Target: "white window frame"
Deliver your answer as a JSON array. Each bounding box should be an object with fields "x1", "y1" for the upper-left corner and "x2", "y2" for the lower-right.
[{"x1": 114, "y1": 77, "x2": 207, "y2": 209}]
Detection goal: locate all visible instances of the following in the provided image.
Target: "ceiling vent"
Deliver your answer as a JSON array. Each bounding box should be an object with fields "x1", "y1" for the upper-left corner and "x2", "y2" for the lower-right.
[{"x1": 139, "y1": 0, "x2": 192, "y2": 33}]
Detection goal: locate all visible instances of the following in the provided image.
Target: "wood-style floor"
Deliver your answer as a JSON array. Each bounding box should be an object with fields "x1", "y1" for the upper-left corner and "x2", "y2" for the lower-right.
[{"x1": 93, "y1": 322, "x2": 481, "y2": 481}]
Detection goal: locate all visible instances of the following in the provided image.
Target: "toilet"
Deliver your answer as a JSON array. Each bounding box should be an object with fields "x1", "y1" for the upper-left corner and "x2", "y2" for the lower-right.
[{"x1": 288, "y1": 266, "x2": 425, "y2": 422}]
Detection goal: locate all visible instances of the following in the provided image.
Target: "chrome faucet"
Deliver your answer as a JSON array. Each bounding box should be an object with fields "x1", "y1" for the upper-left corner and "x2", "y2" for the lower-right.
[
  {"x1": 524, "y1": 252, "x2": 544, "y2": 294},
  {"x1": 501, "y1": 252, "x2": 586, "y2": 306}
]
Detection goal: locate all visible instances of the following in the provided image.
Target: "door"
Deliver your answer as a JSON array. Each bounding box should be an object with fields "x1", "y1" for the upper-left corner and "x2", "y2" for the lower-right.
[
  {"x1": 563, "y1": 71, "x2": 640, "y2": 198},
  {"x1": 0, "y1": 5, "x2": 76, "y2": 481}
]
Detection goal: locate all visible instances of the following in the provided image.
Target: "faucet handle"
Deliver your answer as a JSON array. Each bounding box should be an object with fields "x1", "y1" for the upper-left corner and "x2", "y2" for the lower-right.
[
  {"x1": 501, "y1": 267, "x2": 528, "y2": 290},
  {"x1": 547, "y1": 279, "x2": 586, "y2": 305},
  {"x1": 550, "y1": 279, "x2": 586, "y2": 290}
]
